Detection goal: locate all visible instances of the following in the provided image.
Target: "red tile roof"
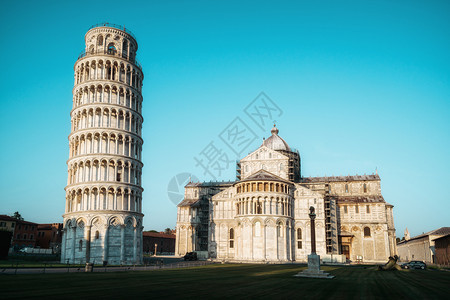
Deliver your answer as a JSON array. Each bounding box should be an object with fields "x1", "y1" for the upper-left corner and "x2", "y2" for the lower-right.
[
  {"x1": 336, "y1": 195, "x2": 385, "y2": 203},
  {"x1": 143, "y1": 232, "x2": 176, "y2": 239},
  {"x1": 0, "y1": 215, "x2": 37, "y2": 225},
  {"x1": 301, "y1": 174, "x2": 380, "y2": 183}
]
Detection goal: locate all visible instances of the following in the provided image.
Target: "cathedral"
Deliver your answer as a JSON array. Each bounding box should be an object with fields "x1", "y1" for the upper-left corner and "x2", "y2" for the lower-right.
[{"x1": 175, "y1": 125, "x2": 397, "y2": 263}]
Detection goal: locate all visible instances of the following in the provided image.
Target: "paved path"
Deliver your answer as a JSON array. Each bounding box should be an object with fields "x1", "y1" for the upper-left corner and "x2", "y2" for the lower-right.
[{"x1": 1, "y1": 260, "x2": 214, "y2": 275}]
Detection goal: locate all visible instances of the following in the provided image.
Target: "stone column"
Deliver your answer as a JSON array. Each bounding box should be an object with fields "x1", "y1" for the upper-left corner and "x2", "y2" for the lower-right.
[
  {"x1": 310, "y1": 207, "x2": 316, "y2": 254},
  {"x1": 133, "y1": 225, "x2": 137, "y2": 263},
  {"x1": 61, "y1": 228, "x2": 67, "y2": 262},
  {"x1": 250, "y1": 223, "x2": 254, "y2": 260},
  {"x1": 175, "y1": 226, "x2": 180, "y2": 256},
  {"x1": 120, "y1": 225, "x2": 125, "y2": 263},
  {"x1": 140, "y1": 226, "x2": 144, "y2": 264},
  {"x1": 183, "y1": 226, "x2": 188, "y2": 254},
  {"x1": 85, "y1": 225, "x2": 92, "y2": 263},
  {"x1": 72, "y1": 225, "x2": 76, "y2": 263},
  {"x1": 263, "y1": 224, "x2": 267, "y2": 260},
  {"x1": 287, "y1": 223, "x2": 291, "y2": 261},
  {"x1": 103, "y1": 225, "x2": 109, "y2": 263}
]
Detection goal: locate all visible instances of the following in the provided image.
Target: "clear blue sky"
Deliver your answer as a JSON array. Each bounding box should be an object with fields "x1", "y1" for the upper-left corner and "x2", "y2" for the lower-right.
[{"x1": 0, "y1": 0, "x2": 449, "y2": 237}]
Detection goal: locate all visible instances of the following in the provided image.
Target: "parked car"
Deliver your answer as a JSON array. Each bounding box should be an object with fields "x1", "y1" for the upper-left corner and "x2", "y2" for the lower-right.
[
  {"x1": 183, "y1": 252, "x2": 198, "y2": 261},
  {"x1": 401, "y1": 261, "x2": 426, "y2": 269}
]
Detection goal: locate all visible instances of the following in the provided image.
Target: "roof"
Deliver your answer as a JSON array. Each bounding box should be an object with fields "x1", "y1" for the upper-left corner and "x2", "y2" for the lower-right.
[
  {"x1": 262, "y1": 125, "x2": 291, "y2": 151},
  {"x1": 0, "y1": 215, "x2": 37, "y2": 225},
  {"x1": 37, "y1": 223, "x2": 63, "y2": 230},
  {"x1": 301, "y1": 174, "x2": 380, "y2": 183},
  {"x1": 433, "y1": 233, "x2": 450, "y2": 242},
  {"x1": 240, "y1": 169, "x2": 291, "y2": 184},
  {"x1": 177, "y1": 198, "x2": 201, "y2": 207},
  {"x1": 0, "y1": 215, "x2": 17, "y2": 222},
  {"x1": 335, "y1": 195, "x2": 385, "y2": 204},
  {"x1": 143, "y1": 232, "x2": 176, "y2": 239},
  {"x1": 399, "y1": 227, "x2": 450, "y2": 244},
  {"x1": 185, "y1": 181, "x2": 235, "y2": 188}
]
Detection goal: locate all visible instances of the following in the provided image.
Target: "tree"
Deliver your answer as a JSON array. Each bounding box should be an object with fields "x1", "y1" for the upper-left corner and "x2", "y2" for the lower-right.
[
  {"x1": 12, "y1": 211, "x2": 23, "y2": 221},
  {"x1": 164, "y1": 228, "x2": 172, "y2": 234}
]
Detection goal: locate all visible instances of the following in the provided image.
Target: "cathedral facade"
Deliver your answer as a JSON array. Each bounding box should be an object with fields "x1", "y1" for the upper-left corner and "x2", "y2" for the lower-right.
[{"x1": 175, "y1": 125, "x2": 397, "y2": 263}]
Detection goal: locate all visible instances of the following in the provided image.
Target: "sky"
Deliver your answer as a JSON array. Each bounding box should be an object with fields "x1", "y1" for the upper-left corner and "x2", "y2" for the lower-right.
[{"x1": 0, "y1": 0, "x2": 449, "y2": 237}]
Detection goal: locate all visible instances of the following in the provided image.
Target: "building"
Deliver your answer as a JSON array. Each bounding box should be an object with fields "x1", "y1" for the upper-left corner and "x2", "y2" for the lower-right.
[
  {"x1": 0, "y1": 215, "x2": 17, "y2": 233},
  {"x1": 0, "y1": 215, "x2": 38, "y2": 250},
  {"x1": 143, "y1": 232, "x2": 176, "y2": 255},
  {"x1": 36, "y1": 223, "x2": 63, "y2": 253},
  {"x1": 397, "y1": 227, "x2": 450, "y2": 264},
  {"x1": 61, "y1": 23, "x2": 145, "y2": 265},
  {"x1": 176, "y1": 125, "x2": 397, "y2": 263},
  {"x1": 433, "y1": 234, "x2": 450, "y2": 266}
]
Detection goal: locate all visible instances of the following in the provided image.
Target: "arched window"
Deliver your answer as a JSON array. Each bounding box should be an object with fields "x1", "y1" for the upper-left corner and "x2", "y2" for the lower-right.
[
  {"x1": 95, "y1": 231, "x2": 99, "y2": 240},
  {"x1": 229, "y1": 228, "x2": 234, "y2": 248},
  {"x1": 122, "y1": 39, "x2": 128, "y2": 58},
  {"x1": 256, "y1": 201, "x2": 262, "y2": 214},
  {"x1": 280, "y1": 163, "x2": 283, "y2": 171},
  {"x1": 269, "y1": 153, "x2": 272, "y2": 158},
  {"x1": 97, "y1": 35, "x2": 103, "y2": 46},
  {"x1": 297, "y1": 228, "x2": 302, "y2": 249},
  {"x1": 107, "y1": 43, "x2": 117, "y2": 54},
  {"x1": 345, "y1": 184, "x2": 349, "y2": 193},
  {"x1": 364, "y1": 227, "x2": 371, "y2": 237},
  {"x1": 277, "y1": 223, "x2": 283, "y2": 237},
  {"x1": 366, "y1": 205, "x2": 370, "y2": 213},
  {"x1": 256, "y1": 154, "x2": 258, "y2": 159},
  {"x1": 79, "y1": 239, "x2": 83, "y2": 251},
  {"x1": 363, "y1": 183, "x2": 367, "y2": 193}
]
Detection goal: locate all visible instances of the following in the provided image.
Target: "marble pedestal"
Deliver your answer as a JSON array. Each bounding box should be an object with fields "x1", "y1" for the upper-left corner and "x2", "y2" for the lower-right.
[{"x1": 294, "y1": 254, "x2": 334, "y2": 279}]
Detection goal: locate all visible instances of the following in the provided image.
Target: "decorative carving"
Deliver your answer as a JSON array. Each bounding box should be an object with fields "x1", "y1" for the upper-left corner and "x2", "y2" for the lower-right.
[{"x1": 109, "y1": 217, "x2": 119, "y2": 227}]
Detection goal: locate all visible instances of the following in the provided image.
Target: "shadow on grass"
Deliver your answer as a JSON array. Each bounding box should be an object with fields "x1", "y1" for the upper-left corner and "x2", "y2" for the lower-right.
[{"x1": 1, "y1": 264, "x2": 449, "y2": 299}]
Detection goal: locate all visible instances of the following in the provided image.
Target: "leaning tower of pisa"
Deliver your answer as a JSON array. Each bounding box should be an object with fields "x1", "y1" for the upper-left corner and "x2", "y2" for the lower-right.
[{"x1": 61, "y1": 24, "x2": 144, "y2": 265}]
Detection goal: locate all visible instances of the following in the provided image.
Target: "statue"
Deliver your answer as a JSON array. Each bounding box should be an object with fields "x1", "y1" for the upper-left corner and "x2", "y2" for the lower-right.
[{"x1": 378, "y1": 255, "x2": 402, "y2": 271}]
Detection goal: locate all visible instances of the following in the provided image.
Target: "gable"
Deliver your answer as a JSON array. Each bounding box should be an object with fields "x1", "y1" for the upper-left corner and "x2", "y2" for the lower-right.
[
  {"x1": 240, "y1": 145, "x2": 288, "y2": 162},
  {"x1": 242, "y1": 169, "x2": 290, "y2": 183}
]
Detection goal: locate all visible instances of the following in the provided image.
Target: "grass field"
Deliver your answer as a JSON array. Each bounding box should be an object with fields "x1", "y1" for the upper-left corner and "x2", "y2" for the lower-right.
[{"x1": 1, "y1": 264, "x2": 449, "y2": 299}]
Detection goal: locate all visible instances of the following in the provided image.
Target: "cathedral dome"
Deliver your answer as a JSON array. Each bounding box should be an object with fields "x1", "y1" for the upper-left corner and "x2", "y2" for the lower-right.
[{"x1": 262, "y1": 125, "x2": 291, "y2": 151}]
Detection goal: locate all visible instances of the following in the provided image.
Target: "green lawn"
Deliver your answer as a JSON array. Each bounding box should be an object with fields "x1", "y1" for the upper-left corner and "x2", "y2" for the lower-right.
[{"x1": 1, "y1": 264, "x2": 449, "y2": 299}]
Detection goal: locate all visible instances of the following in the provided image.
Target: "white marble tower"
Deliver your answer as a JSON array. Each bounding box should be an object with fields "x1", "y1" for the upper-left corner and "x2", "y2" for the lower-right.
[{"x1": 61, "y1": 23, "x2": 144, "y2": 265}]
